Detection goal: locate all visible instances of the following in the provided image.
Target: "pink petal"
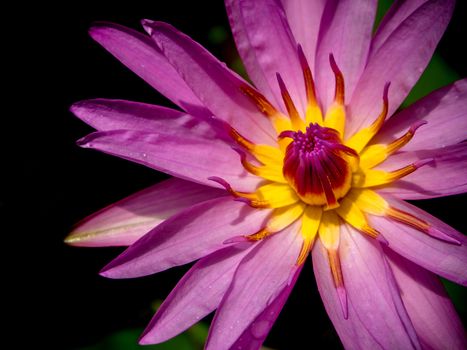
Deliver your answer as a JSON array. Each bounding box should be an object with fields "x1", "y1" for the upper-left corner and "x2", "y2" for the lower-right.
[
  {"x1": 142, "y1": 20, "x2": 276, "y2": 145},
  {"x1": 312, "y1": 239, "x2": 390, "y2": 349},
  {"x1": 280, "y1": 0, "x2": 326, "y2": 76},
  {"x1": 315, "y1": 0, "x2": 377, "y2": 109},
  {"x1": 369, "y1": 195, "x2": 467, "y2": 285},
  {"x1": 139, "y1": 244, "x2": 254, "y2": 345},
  {"x1": 225, "y1": 0, "x2": 279, "y2": 108},
  {"x1": 88, "y1": 22, "x2": 209, "y2": 117},
  {"x1": 100, "y1": 197, "x2": 271, "y2": 278},
  {"x1": 66, "y1": 178, "x2": 223, "y2": 247},
  {"x1": 226, "y1": 0, "x2": 306, "y2": 114},
  {"x1": 385, "y1": 249, "x2": 466, "y2": 350},
  {"x1": 348, "y1": 0, "x2": 455, "y2": 136},
  {"x1": 78, "y1": 129, "x2": 262, "y2": 191},
  {"x1": 230, "y1": 265, "x2": 302, "y2": 350},
  {"x1": 339, "y1": 225, "x2": 420, "y2": 349},
  {"x1": 377, "y1": 143, "x2": 467, "y2": 199},
  {"x1": 373, "y1": 79, "x2": 467, "y2": 151},
  {"x1": 371, "y1": 0, "x2": 428, "y2": 55},
  {"x1": 70, "y1": 99, "x2": 217, "y2": 137},
  {"x1": 206, "y1": 222, "x2": 302, "y2": 350}
]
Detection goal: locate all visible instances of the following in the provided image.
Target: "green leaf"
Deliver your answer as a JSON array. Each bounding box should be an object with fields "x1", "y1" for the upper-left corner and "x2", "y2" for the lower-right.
[{"x1": 441, "y1": 278, "x2": 467, "y2": 316}]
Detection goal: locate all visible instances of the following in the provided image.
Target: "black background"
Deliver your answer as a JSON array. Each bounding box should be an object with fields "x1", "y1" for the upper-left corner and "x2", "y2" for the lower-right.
[{"x1": 9, "y1": 1, "x2": 466, "y2": 349}]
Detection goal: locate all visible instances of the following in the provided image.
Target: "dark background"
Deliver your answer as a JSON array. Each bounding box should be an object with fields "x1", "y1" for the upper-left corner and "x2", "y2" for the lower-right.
[{"x1": 10, "y1": 1, "x2": 466, "y2": 349}]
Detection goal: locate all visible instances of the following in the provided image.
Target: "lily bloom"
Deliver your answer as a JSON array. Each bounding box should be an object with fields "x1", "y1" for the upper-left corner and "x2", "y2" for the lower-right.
[{"x1": 67, "y1": 0, "x2": 467, "y2": 349}]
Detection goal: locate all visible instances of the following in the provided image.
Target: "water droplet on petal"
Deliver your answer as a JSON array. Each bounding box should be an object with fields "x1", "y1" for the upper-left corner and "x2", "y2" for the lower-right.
[{"x1": 250, "y1": 320, "x2": 270, "y2": 339}]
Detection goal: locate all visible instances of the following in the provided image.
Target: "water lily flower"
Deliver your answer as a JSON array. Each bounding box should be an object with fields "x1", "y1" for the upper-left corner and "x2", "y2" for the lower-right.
[{"x1": 67, "y1": 0, "x2": 467, "y2": 349}]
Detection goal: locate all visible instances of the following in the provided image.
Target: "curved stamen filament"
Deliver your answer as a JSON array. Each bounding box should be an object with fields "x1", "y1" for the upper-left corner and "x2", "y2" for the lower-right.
[
  {"x1": 386, "y1": 120, "x2": 427, "y2": 154},
  {"x1": 228, "y1": 126, "x2": 284, "y2": 165},
  {"x1": 359, "y1": 121, "x2": 427, "y2": 169},
  {"x1": 209, "y1": 177, "x2": 299, "y2": 209},
  {"x1": 276, "y1": 73, "x2": 305, "y2": 130},
  {"x1": 324, "y1": 54, "x2": 346, "y2": 136},
  {"x1": 297, "y1": 45, "x2": 318, "y2": 107},
  {"x1": 335, "y1": 197, "x2": 380, "y2": 239},
  {"x1": 240, "y1": 83, "x2": 292, "y2": 134},
  {"x1": 328, "y1": 248, "x2": 348, "y2": 319},
  {"x1": 297, "y1": 206, "x2": 322, "y2": 265},
  {"x1": 330, "y1": 54, "x2": 344, "y2": 105},
  {"x1": 387, "y1": 207, "x2": 461, "y2": 244},
  {"x1": 297, "y1": 45, "x2": 323, "y2": 125},
  {"x1": 240, "y1": 84, "x2": 279, "y2": 117},
  {"x1": 233, "y1": 148, "x2": 286, "y2": 183},
  {"x1": 345, "y1": 82, "x2": 390, "y2": 152},
  {"x1": 352, "y1": 159, "x2": 432, "y2": 188}
]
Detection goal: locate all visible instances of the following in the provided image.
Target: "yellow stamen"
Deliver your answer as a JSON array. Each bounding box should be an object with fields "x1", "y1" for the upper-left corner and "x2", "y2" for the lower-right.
[
  {"x1": 335, "y1": 197, "x2": 380, "y2": 239},
  {"x1": 240, "y1": 84, "x2": 279, "y2": 118},
  {"x1": 352, "y1": 160, "x2": 431, "y2": 188},
  {"x1": 386, "y1": 207, "x2": 431, "y2": 232},
  {"x1": 297, "y1": 45, "x2": 323, "y2": 125},
  {"x1": 345, "y1": 82, "x2": 390, "y2": 152},
  {"x1": 330, "y1": 54, "x2": 344, "y2": 105},
  {"x1": 327, "y1": 245, "x2": 348, "y2": 319},
  {"x1": 267, "y1": 203, "x2": 306, "y2": 233},
  {"x1": 359, "y1": 121, "x2": 426, "y2": 169},
  {"x1": 234, "y1": 148, "x2": 286, "y2": 183},
  {"x1": 328, "y1": 248, "x2": 344, "y2": 289},
  {"x1": 254, "y1": 182, "x2": 300, "y2": 208},
  {"x1": 347, "y1": 189, "x2": 389, "y2": 216},
  {"x1": 297, "y1": 206, "x2": 322, "y2": 265},
  {"x1": 277, "y1": 73, "x2": 305, "y2": 131},
  {"x1": 228, "y1": 126, "x2": 284, "y2": 166},
  {"x1": 240, "y1": 203, "x2": 305, "y2": 243},
  {"x1": 324, "y1": 55, "x2": 346, "y2": 137},
  {"x1": 245, "y1": 228, "x2": 272, "y2": 241},
  {"x1": 318, "y1": 210, "x2": 340, "y2": 250},
  {"x1": 240, "y1": 83, "x2": 292, "y2": 134}
]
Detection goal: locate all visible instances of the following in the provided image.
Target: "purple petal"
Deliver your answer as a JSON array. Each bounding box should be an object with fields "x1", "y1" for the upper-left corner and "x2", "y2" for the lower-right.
[
  {"x1": 88, "y1": 22, "x2": 209, "y2": 117},
  {"x1": 377, "y1": 143, "x2": 467, "y2": 199},
  {"x1": 315, "y1": 0, "x2": 377, "y2": 109},
  {"x1": 339, "y1": 225, "x2": 420, "y2": 349},
  {"x1": 385, "y1": 249, "x2": 466, "y2": 350},
  {"x1": 70, "y1": 98, "x2": 218, "y2": 138},
  {"x1": 348, "y1": 0, "x2": 455, "y2": 136},
  {"x1": 369, "y1": 195, "x2": 467, "y2": 285},
  {"x1": 230, "y1": 265, "x2": 302, "y2": 350},
  {"x1": 66, "y1": 178, "x2": 224, "y2": 247},
  {"x1": 142, "y1": 20, "x2": 276, "y2": 145},
  {"x1": 226, "y1": 0, "x2": 306, "y2": 114},
  {"x1": 206, "y1": 222, "x2": 302, "y2": 350},
  {"x1": 78, "y1": 129, "x2": 262, "y2": 191},
  {"x1": 225, "y1": 0, "x2": 279, "y2": 108},
  {"x1": 139, "y1": 244, "x2": 254, "y2": 344},
  {"x1": 281, "y1": 0, "x2": 326, "y2": 76},
  {"x1": 371, "y1": 0, "x2": 428, "y2": 55},
  {"x1": 312, "y1": 239, "x2": 390, "y2": 349},
  {"x1": 372, "y1": 79, "x2": 467, "y2": 151},
  {"x1": 100, "y1": 197, "x2": 271, "y2": 278}
]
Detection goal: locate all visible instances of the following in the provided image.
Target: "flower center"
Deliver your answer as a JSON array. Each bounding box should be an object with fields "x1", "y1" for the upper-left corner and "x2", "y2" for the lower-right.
[{"x1": 280, "y1": 124, "x2": 357, "y2": 209}]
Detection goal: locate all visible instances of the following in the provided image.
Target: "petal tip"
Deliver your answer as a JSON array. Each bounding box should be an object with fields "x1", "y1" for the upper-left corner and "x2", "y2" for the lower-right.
[
  {"x1": 223, "y1": 235, "x2": 248, "y2": 244},
  {"x1": 76, "y1": 135, "x2": 92, "y2": 148},
  {"x1": 427, "y1": 227, "x2": 462, "y2": 245},
  {"x1": 336, "y1": 286, "x2": 348, "y2": 319},
  {"x1": 140, "y1": 19, "x2": 156, "y2": 35},
  {"x1": 64, "y1": 234, "x2": 79, "y2": 245}
]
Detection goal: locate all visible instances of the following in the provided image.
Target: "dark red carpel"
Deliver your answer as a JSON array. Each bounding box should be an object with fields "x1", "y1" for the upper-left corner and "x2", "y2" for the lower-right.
[{"x1": 280, "y1": 123, "x2": 355, "y2": 208}]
